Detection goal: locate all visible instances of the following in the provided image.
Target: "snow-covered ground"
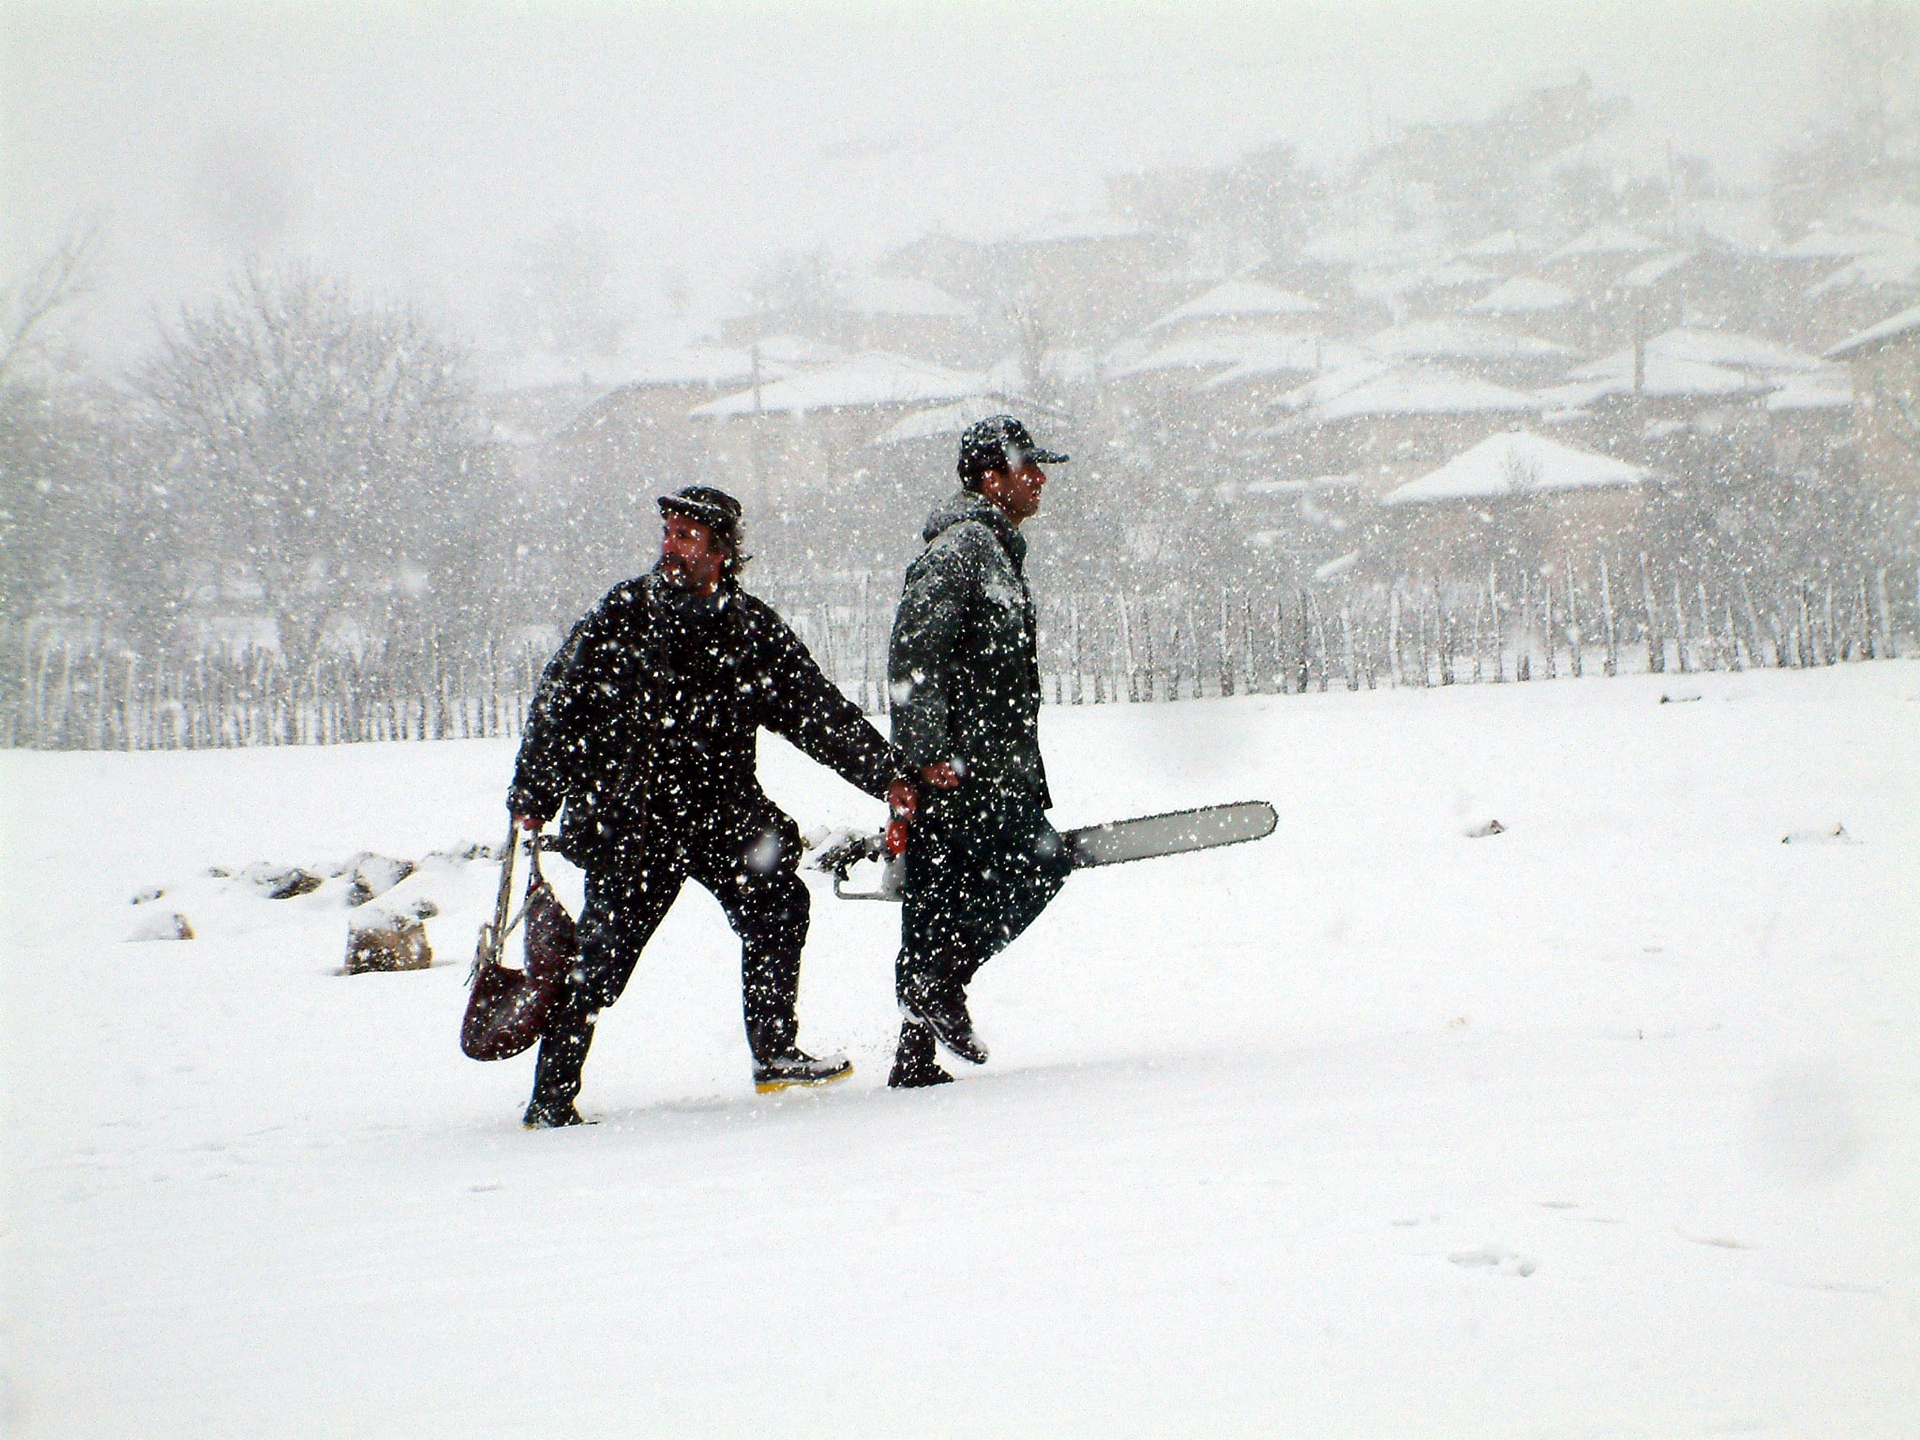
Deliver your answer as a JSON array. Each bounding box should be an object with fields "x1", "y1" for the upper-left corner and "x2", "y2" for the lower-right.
[{"x1": 4, "y1": 663, "x2": 1917, "y2": 1438}]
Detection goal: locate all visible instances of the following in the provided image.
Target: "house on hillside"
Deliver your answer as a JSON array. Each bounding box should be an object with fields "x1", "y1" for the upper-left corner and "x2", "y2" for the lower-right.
[
  {"x1": 1614, "y1": 241, "x2": 1807, "y2": 344},
  {"x1": 1459, "y1": 229, "x2": 1558, "y2": 275},
  {"x1": 1373, "y1": 430, "x2": 1651, "y2": 576},
  {"x1": 972, "y1": 213, "x2": 1181, "y2": 351},
  {"x1": 1826, "y1": 304, "x2": 1920, "y2": 517},
  {"x1": 685, "y1": 351, "x2": 1027, "y2": 575},
  {"x1": 828, "y1": 277, "x2": 989, "y2": 367},
  {"x1": 1261, "y1": 363, "x2": 1542, "y2": 497},
  {"x1": 719, "y1": 276, "x2": 987, "y2": 367},
  {"x1": 1536, "y1": 326, "x2": 1846, "y2": 474},
  {"x1": 1359, "y1": 318, "x2": 1579, "y2": 388},
  {"x1": 1463, "y1": 274, "x2": 1584, "y2": 349},
  {"x1": 496, "y1": 346, "x2": 818, "y2": 586},
  {"x1": 1350, "y1": 261, "x2": 1504, "y2": 324}
]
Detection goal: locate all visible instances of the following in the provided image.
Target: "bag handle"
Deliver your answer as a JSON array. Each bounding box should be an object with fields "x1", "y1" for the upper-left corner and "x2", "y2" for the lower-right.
[
  {"x1": 498, "y1": 832, "x2": 555, "y2": 943},
  {"x1": 470, "y1": 822, "x2": 519, "y2": 980}
]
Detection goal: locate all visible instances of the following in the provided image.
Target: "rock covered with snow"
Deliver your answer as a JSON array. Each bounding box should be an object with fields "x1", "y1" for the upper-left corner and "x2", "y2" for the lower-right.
[
  {"x1": 128, "y1": 910, "x2": 194, "y2": 942},
  {"x1": 345, "y1": 910, "x2": 432, "y2": 974}
]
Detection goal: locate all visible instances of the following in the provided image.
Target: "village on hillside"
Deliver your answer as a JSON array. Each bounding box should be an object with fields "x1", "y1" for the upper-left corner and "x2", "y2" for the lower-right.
[
  {"x1": 6, "y1": 70, "x2": 1919, "y2": 746},
  {"x1": 456, "y1": 74, "x2": 1918, "y2": 693}
]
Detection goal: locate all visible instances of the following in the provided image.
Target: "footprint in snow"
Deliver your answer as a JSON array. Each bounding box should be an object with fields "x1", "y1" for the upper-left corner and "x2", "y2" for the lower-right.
[{"x1": 1448, "y1": 1245, "x2": 1537, "y2": 1277}]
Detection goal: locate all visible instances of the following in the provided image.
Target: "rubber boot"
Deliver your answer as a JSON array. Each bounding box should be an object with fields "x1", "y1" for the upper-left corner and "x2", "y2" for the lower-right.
[
  {"x1": 887, "y1": 1019, "x2": 954, "y2": 1089},
  {"x1": 523, "y1": 994, "x2": 597, "y2": 1128}
]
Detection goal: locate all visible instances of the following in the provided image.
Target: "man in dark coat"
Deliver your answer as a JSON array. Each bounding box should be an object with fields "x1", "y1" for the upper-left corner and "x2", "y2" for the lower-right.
[
  {"x1": 885, "y1": 416, "x2": 1074, "y2": 1087},
  {"x1": 508, "y1": 485, "x2": 912, "y2": 1127}
]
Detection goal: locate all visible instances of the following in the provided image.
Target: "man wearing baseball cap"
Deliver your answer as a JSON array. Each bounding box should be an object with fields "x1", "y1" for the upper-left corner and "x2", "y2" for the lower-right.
[
  {"x1": 506, "y1": 484, "x2": 916, "y2": 1125},
  {"x1": 883, "y1": 416, "x2": 1075, "y2": 1087}
]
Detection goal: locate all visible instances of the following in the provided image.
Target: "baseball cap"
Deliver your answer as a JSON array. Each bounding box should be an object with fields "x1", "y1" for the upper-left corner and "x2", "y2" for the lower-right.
[
  {"x1": 657, "y1": 484, "x2": 743, "y2": 549},
  {"x1": 958, "y1": 415, "x2": 1069, "y2": 482}
]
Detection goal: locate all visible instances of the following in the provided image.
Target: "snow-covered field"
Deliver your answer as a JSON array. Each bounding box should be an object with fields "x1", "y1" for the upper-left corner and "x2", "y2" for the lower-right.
[{"x1": 4, "y1": 663, "x2": 1917, "y2": 1438}]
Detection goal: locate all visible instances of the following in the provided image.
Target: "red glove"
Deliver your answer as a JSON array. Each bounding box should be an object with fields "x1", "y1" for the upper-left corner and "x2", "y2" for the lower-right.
[
  {"x1": 920, "y1": 761, "x2": 961, "y2": 791},
  {"x1": 885, "y1": 780, "x2": 917, "y2": 858},
  {"x1": 884, "y1": 763, "x2": 960, "y2": 858},
  {"x1": 513, "y1": 813, "x2": 547, "y2": 832}
]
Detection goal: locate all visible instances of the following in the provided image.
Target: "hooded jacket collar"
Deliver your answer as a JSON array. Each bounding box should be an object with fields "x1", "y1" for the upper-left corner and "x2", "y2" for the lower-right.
[{"x1": 922, "y1": 488, "x2": 1027, "y2": 572}]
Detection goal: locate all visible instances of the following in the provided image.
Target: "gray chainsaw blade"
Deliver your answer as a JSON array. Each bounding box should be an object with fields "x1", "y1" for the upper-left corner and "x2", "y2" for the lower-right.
[
  {"x1": 1065, "y1": 800, "x2": 1277, "y2": 869},
  {"x1": 817, "y1": 800, "x2": 1277, "y2": 901}
]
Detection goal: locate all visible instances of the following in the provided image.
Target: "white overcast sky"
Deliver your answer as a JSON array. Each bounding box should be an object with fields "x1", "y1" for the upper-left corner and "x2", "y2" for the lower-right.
[{"x1": 3, "y1": 1, "x2": 1829, "y2": 365}]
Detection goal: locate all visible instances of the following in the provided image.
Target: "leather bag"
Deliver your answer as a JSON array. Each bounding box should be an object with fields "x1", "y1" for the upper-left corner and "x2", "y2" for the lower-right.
[{"x1": 460, "y1": 828, "x2": 579, "y2": 1061}]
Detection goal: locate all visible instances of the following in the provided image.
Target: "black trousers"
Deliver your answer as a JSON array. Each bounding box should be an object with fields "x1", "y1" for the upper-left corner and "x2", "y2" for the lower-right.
[
  {"x1": 531, "y1": 806, "x2": 809, "y2": 1107},
  {"x1": 897, "y1": 784, "x2": 1071, "y2": 998}
]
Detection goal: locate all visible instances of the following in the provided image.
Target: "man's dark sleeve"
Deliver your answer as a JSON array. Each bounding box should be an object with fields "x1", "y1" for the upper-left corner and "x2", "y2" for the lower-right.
[
  {"x1": 507, "y1": 596, "x2": 623, "y2": 820},
  {"x1": 887, "y1": 526, "x2": 981, "y2": 770},
  {"x1": 755, "y1": 605, "x2": 908, "y2": 801}
]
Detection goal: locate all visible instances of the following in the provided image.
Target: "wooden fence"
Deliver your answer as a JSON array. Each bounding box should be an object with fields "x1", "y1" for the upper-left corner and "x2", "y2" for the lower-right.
[{"x1": 5, "y1": 558, "x2": 1914, "y2": 751}]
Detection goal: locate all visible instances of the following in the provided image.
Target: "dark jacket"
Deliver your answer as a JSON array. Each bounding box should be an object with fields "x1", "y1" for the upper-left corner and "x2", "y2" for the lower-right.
[
  {"x1": 887, "y1": 490, "x2": 1050, "y2": 807},
  {"x1": 510, "y1": 570, "x2": 907, "y2": 871}
]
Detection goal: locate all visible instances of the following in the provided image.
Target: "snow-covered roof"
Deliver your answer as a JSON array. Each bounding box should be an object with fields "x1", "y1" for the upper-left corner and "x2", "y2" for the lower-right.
[
  {"x1": 1825, "y1": 302, "x2": 1920, "y2": 359},
  {"x1": 1808, "y1": 243, "x2": 1920, "y2": 297},
  {"x1": 1380, "y1": 431, "x2": 1647, "y2": 506},
  {"x1": 1461, "y1": 228, "x2": 1553, "y2": 259},
  {"x1": 1195, "y1": 335, "x2": 1370, "y2": 391},
  {"x1": 1465, "y1": 275, "x2": 1577, "y2": 314},
  {"x1": 839, "y1": 276, "x2": 973, "y2": 320},
  {"x1": 1145, "y1": 280, "x2": 1319, "y2": 330},
  {"x1": 1107, "y1": 327, "x2": 1343, "y2": 379},
  {"x1": 752, "y1": 334, "x2": 847, "y2": 365},
  {"x1": 1620, "y1": 251, "x2": 1695, "y2": 289},
  {"x1": 1351, "y1": 262, "x2": 1503, "y2": 301},
  {"x1": 1362, "y1": 319, "x2": 1577, "y2": 366},
  {"x1": 1765, "y1": 366, "x2": 1853, "y2": 412},
  {"x1": 870, "y1": 395, "x2": 1051, "y2": 447},
  {"x1": 616, "y1": 347, "x2": 785, "y2": 389},
  {"x1": 1270, "y1": 360, "x2": 1394, "y2": 412},
  {"x1": 1538, "y1": 353, "x2": 1772, "y2": 407},
  {"x1": 689, "y1": 352, "x2": 992, "y2": 417},
  {"x1": 1629, "y1": 328, "x2": 1825, "y2": 374},
  {"x1": 1272, "y1": 363, "x2": 1540, "y2": 425},
  {"x1": 1545, "y1": 225, "x2": 1665, "y2": 263},
  {"x1": 1780, "y1": 226, "x2": 1903, "y2": 261}
]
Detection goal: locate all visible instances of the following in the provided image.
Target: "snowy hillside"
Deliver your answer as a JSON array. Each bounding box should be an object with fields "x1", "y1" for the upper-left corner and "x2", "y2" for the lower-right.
[{"x1": 4, "y1": 663, "x2": 1917, "y2": 1438}]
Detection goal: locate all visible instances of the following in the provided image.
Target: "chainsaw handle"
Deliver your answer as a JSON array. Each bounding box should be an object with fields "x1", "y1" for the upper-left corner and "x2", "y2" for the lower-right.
[{"x1": 832, "y1": 854, "x2": 905, "y2": 902}]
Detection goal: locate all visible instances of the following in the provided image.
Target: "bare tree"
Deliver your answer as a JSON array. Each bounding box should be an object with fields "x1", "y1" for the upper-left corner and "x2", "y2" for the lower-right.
[
  {"x1": 139, "y1": 265, "x2": 492, "y2": 671},
  {"x1": 0, "y1": 218, "x2": 105, "y2": 388}
]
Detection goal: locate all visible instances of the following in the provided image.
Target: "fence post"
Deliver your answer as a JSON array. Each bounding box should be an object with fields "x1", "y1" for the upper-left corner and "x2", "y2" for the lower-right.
[
  {"x1": 1639, "y1": 553, "x2": 1663, "y2": 673},
  {"x1": 1388, "y1": 589, "x2": 1402, "y2": 687},
  {"x1": 1542, "y1": 580, "x2": 1557, "y2": 680},
  {"x1": 1489, "y1": 565, "x2": 1505, "y2": 682},
  {"x1": 1599, "y1": 555, "x2": 1618, "y2": 677}
]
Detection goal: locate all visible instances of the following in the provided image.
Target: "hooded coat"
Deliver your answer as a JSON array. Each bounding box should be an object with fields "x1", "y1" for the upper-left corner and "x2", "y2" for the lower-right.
[
  {"x1": 887, "y1": 489, "x2": 1050, "y2": 807},
  {"x1": 510, "y1": 570, "x2": 905, "y2": 872}
]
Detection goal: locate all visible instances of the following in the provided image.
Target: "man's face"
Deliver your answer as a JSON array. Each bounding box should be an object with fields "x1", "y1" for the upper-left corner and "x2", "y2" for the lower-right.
[
  {"x1": 659, "y1": 512, "x2": 728, "y2": 595},
  {"x1": 980, "y1": 458, "x2": 1048, "y2": 523}
]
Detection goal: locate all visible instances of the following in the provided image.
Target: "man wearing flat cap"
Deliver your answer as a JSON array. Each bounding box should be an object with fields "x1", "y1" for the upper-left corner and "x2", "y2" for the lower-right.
[
  {"x1": 884, "y1": 416, "x2": 1075, "y2": 1087},
  {"x1": 507, "y1": 484, "x2": 915, "y2": 1126}
]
